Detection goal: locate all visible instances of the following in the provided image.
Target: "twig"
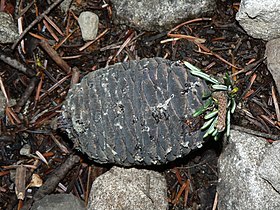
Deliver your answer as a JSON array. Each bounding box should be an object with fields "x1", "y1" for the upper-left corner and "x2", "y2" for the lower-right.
[
  {"x1": 42, "y1": 19, "x2": 59, "y2": 42},
  {"x1": 172, "y1": 180, "x2": 190, "y2": 205},
  {"x1": 54, "y1": 27, "x2": 79, "y2": 51},
  {"x1": 6, "y1": 107, "x2": 22, "y2": 124},
  {"x1": 70, "y1": 67, "x2": 80, "y2": 86},
  {"x1": 114, "y1": 30, "x2": 135, "y2": 59},
  {"x1": 183, "y1": 179, "x2": 190, "y2": 207},
  {"x1": 21, "y1": 154, "x2": 81, "y2": 210},
  {"x1": 0, "y1": 52, "x2": 34, "y2": 77},
  {"x1": 232, "y1": 125, "x2": 280, "y2": 140},
  {"x1": 167, "y1": 18, "x2": 209, "y2": 45},
  {"x1": 272, "y1": 86, "x2": 280, "y2": 122},
  {"x1": 49, "y1": 133, "x2": 70, "y2": 154},
  {"x1": 12, "y1": 0, "x2": 64, "y2": 50},
  {"x1": 196, "y1": 42, "x2": 240, "y2": 69},
  {"x1": 0, "y1": 74, "x2": 9, "y2": 104},
  {"x1": 14, "y1": 77, "x2": 39, "y2": 112},
  {"x1": 85, "y1": 166, "x2": 92, "y2": 206},
  {"x1": 34, "y1": 154, "x2": 80, "y2": 201},
  {"x1": 79, "y1": 28, "x2": 109, "y2": 51},
  {"x1": 212, "y1": 192, "x2": 218, "y2": 210},
  {"x1": 39, "y1": 74, "x2": 71, "y2": 101},
  {"x1": 231, "y1": 57, "x2": 265, "y2": 77},
  {"x1": 39, "y1": 40, "x2": 71, "y2": 74},
  {"x1": 43, "y1": 15, "x2": 64, "y2": 36},
  {"x1": 168, "y1": 17, "x2": 212, "y2": 34}
]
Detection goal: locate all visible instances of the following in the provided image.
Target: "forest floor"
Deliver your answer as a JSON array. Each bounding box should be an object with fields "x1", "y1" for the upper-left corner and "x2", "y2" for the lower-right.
[{"x1": 0, "y1": 0, "x2": 279, "y2": 209}]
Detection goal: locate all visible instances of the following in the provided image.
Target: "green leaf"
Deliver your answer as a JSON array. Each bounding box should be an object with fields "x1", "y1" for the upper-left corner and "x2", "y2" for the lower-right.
[
  {"x1": 211, "y1": 128, "x2": 218, "y2": 136},
  {"x1": 193, "y1": 98, "x2": 213, "y2": 117},
  {"x1": 231, "y1": 98, "x2": 236, "y2": 114},
  {"x1": 201, "y1": 117, "x2": 216, "y2": 130},
  {"x1": 183, "y1": 61, "x2": 220, "y2": 84},
  {"x1": 214, "y1": 133, "x2": 221, "y2": 141},
  {"x1": 183, "y1": 61, "x2": 203, "y2": 72},
  {"x1": 212, "y1": 84, "x2": 229, "y2": 91},
  {"x1": 204, "y1": 109, "x2": 218, "y2": 120},
  {"x1": 226, "y1": 109, "x2": 231, "y2": 137},
  {"x1": 203, "y1": 116, "x2": 218, "y2": 138}
]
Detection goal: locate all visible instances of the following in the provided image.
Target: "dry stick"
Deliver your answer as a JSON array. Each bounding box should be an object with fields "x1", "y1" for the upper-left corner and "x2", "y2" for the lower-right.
[
  {"x1": 34, "y1": 154, "x2": 80, "y2": 201},
  {"x1": 79, "y1": 28, "x2": 109, "y2": 51},
  {"x1": 167, "y1": 33, "x2": 206, "y2": 44},
  {"x1": 14, "y1": 77, "x2": 39, "y2": 112},
  {"x1": 70, "y1": 66, "x2": 80, "y2": 86},
  {"x1": 212, "y1": 192, "x2": 218, "y2": 210},
  {"x1": 168, "y1": 17, "x2": 212, "y2": 34},
  {"x1": 43, "y1": 19, "x2": 59, "y2": 42},
  {"x1": 21, "y1": 154, "x2": 81, "y2": 210},
  {"x1": 174, "y1": 168, "x2": 183, "y2": 185},
  {"x1": 272, "y1": 86, "x2": 280, "y2": 122},
  {"x1": 39, "y1": 74, "x2": 71, "y2": 101},
  {"x1": 39, "y1": 40, "x2": 71, "y2": 73},
  {"x1": 114, "y1": 31, "x2": 135, "y2": 58},
  {"x1": 167, "y1": 18, "x2": 209, "y2": 45},
  {"x1": 50, "y1": 133, "x2": 70, "y2": 154},
  {"x1": 172, "y1": 180, "x2": 189, "y2": 205},
  {"x1": 35, "y1": 77, "x2": 43, "y2": 106},
  {"x1": 11, "y1": 0, "x2": 64, "y2": 50},
  {"x1": 167, "y1": 18, "x2": 240, "y2": 69},
  {"x1": 43, "y1": 14, "x2": 64, "y2": 36},
  {"x1": 196, "y1": 42, "x2": 240, "y2": 69},
  {"x1": 232, "y1": 125, "x2": 280, "y2": 140},
  {"x1": 85, "y1": 166, "x2": 92, "y2": 206},
  {"x1": 54, "y1": 27, "x2": 79, "y2": 51},
  {"x1": 0, "y1": 75, "x2": 9, "y2": 104},
  {"x1": 183, "y1": 179, "x2": 190, "y2": 207},
  {"x1": 6, "y1": 107, "x2": 22, "y2": 124},
  {"x1": 231, "y1": 57, "x2": 266, "y2": 77},
  {"x1": 0, "y1": 53, "x2": 34, "y2": 77}
]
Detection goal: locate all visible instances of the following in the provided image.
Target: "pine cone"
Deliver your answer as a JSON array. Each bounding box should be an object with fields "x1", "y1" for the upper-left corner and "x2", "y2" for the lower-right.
[{"x1": 62, "y1": 58, "x2": 208, "y2": 166}]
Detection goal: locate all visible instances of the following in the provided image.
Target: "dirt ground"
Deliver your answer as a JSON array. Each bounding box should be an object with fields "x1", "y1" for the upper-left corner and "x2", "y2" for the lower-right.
[{"x1": 0, "y1": 0, "x2": 279, "y2": 209}]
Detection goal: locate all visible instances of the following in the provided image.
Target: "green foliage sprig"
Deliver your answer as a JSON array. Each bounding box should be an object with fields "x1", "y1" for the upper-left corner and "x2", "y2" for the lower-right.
[{"x1": 184, "y1": 61, "x2": 238, "y2": 140}]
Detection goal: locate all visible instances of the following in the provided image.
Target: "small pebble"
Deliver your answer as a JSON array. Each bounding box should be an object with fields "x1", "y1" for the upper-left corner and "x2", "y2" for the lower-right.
[{"x1": 78, "y1": 11, "x2": 99, "y2": 41}]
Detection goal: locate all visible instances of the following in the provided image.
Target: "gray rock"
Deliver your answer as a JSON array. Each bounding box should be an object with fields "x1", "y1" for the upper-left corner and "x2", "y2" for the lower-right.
[
  {"x1": 87, "y1": 166, "x2": 167, "y2": 210},
  {"x1": 78, "y1": 11, "x2": 99, "y2": 41},
  {"x1": 217, "y1": 130, "x2": 280, "y2": 210},
  {"x1": 265, "y1": 38, "x2": 280, "y2": 95},
  {"x1": 62, "y1": 58, "x2": 208, "y2": 166},
  {"x1": 236, "y1": 0, "x2": 280, "y2": 41},
  {"x1": 111, "y1": 0, "x2": 216, "y2": 31},
  {"x1": 31, "y1": 193, "x2": 86, "y2": 210},
  {"x1": 259, "y1": 141, "x2": 280, "y2": 193},
  {"x1": 60, "y1": 0, "x2": 73, "y2": 14},
  {"x1": 0, "y1": 12, "x2": 19, "y2": 43}
]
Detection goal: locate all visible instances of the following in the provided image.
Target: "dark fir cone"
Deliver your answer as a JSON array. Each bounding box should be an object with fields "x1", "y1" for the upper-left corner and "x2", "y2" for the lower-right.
[{"x1": 62, "y1": 58, "x2": 208, "y2": 166}]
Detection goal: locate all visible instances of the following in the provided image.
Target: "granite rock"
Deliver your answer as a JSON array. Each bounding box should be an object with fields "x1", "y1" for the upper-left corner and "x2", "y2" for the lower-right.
[
  {"x1": 0, "y1": 12, "x2": 19, "y2": 43},
  {"x1": 87, "y1": 166, "x2": 167, "y2": 210},
  {"x1": 259, "y1": 141, "x2": 280, "y2": 193},
  {"x1": 236, "y1": 0, "x2": 280, "y2": 41},
  {"x1": 111, "y1": 0, "x2": 216, "y2": 31},
  {"x1": 31, "y1": 193, "x2": 85, "y2": 210},
  {"x1": 217, "y1": 130, "x2": 280, "y2": 210},
  {"x1": 265, "y1": 38, "x2": 280, "y2": 95}
]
